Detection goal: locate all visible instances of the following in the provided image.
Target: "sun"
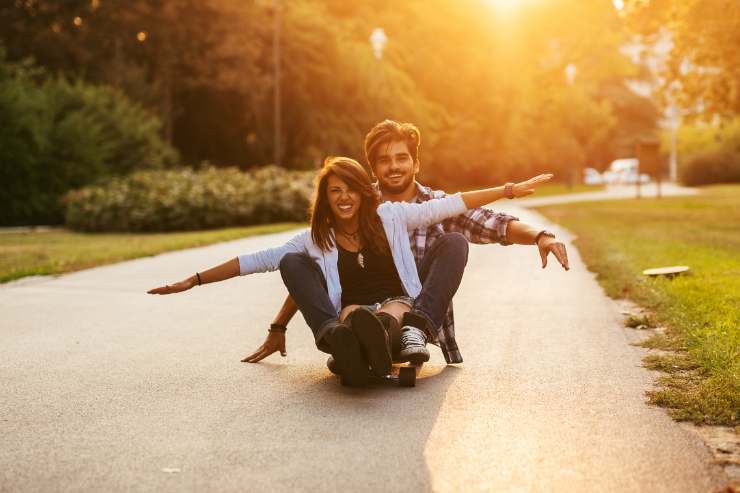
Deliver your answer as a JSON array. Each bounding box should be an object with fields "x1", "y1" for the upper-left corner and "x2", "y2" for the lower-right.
[
  {"x1": 484, "y1": 0, "x2": 526, "y2": 11},
  {"x1": 482, "y1": 0, "x2": 538, "y2": 19}
]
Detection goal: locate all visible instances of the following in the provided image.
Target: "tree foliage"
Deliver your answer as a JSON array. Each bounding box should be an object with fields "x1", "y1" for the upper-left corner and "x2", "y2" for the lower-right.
[
  {"x1": 0, "y1": 48, "x2": 176, "y2": 225},
  {"x1": 1, "y1": 0, "x2": 659, "y2": 200},
  {"x1": 624, "y1": 0, "x2": 740, "y2": 118}
]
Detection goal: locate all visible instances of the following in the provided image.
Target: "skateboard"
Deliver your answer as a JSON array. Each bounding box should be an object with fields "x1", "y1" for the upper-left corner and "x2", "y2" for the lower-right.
[
  {"x1": 327, "y1": 357, "x2": 423, "y2": 387},
  {"x1": 385, "y1": 361, "x2": 423, "y2": 387}
]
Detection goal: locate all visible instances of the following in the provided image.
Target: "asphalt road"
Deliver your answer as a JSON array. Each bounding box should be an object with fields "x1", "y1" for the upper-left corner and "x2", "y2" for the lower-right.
[{"x1": 0, "y1": 203, "x2": 727, "y2": 492}]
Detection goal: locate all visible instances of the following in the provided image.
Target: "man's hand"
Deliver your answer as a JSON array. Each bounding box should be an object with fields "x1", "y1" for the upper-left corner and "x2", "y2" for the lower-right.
[
  {"x1": 241, "y1": 331, "x2": 287, "y2": 363},
  {"x1": 147, "y1": 278, "x2": 195, "y2": 295},
  {"x1": 513, "y1": 174, "x2": 554, "y2": 198},
  {"x1": 538, "y1": 236, "x2": 569, "y2": 271}
]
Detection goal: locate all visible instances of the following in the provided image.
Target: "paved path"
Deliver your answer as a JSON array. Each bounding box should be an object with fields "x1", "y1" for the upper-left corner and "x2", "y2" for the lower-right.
[
  {"x1": 518, "y1": 182, "x2": 697, "y2": 208},
  {"x1": 1, "y1": 203, "x2": 727, "y2": 492}
]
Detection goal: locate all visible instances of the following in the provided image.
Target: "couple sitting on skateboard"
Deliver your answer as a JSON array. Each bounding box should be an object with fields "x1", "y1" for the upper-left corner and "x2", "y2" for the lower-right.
[{"x1": 148, "y1": 120, "x2": 569, "y2": 386}]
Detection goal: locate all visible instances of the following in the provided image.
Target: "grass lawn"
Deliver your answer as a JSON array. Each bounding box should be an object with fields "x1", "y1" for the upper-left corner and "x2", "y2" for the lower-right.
[
  {"x1": 536, "y1": 184, "x2": 739, "y2": 426},
  {"x1": 0, "y1": 223, "x2": 304, "y2": 284}
]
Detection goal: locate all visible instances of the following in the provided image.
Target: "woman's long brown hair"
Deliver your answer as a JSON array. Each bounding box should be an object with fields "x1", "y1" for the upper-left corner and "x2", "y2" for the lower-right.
[{"x1": 310, "y1": 157, "x2": 390, "y2": 256}]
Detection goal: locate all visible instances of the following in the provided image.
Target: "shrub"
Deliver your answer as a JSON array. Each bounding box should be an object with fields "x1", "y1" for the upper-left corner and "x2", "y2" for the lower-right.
[
  {"x1": 0, "y1": 48, "x2": 177, "y2": 226},
  {"x1": 680, "y1": 150, "x2": 740, "y2": 186},
  {"x1": 63, "y1": 165, "x2": 314, "y2": 232}
]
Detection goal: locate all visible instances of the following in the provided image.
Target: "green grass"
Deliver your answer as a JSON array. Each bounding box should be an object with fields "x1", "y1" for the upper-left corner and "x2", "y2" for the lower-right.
[
  {"x1": 530, "y1": 183, "x2": 604, "y2": 197},
  {"x1": 0, "y1": 223, "x2": 304, "y2": 283},
  {"x1": 536, "y1": 184, "x2": 740, "y2": 425}
]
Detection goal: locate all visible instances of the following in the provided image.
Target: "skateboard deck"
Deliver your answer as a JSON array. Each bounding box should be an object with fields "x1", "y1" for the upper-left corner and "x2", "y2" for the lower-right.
[{"x1": 327, "y1": 358, "x2": 423, "y2": 387}]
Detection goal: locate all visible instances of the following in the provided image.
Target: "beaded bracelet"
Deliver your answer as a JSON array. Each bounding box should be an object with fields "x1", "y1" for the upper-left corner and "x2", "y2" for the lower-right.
[{"x1": 269, "y1": 323, "x2": 288, "y2": 333}]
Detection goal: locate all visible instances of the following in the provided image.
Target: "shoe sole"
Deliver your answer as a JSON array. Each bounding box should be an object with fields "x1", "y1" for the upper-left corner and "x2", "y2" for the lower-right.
[
  {"x1": 325, "y1": 325, "x2": 369, "y2": 387},
  {"x1": 398, "y1": 348, "x2": 430, "y2": 365},
  {"x1": 351, "y1": 308, "x2": 392, "y2": 377}
]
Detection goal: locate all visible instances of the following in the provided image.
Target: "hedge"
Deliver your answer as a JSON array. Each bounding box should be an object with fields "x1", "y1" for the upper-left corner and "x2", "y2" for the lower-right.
[
  {"x1": 64, "y1": 165, "x2": 314, "y2": 232},
  {"x1": 681, "y1": 150, "x2": 740, "y2": 186}
]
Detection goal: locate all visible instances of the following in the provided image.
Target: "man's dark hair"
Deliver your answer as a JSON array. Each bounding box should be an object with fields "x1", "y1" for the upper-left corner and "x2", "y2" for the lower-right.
[{"x1": 363, "y1": 120, "x2": 421, "y2": 173}]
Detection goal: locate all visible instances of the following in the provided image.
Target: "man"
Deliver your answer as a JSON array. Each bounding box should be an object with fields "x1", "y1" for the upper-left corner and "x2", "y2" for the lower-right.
[{"x1": 242, "y1": 120, "x2": 569, "y2": 366}]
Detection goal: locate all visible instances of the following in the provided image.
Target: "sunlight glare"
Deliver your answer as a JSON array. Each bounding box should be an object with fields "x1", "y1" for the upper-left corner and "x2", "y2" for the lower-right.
[
  {"x1": 483, "y1": 0, "x2": 540, "y2": 20},
  {"x1": 485, "y1": 0, "x2": 523, "y2": 11}
]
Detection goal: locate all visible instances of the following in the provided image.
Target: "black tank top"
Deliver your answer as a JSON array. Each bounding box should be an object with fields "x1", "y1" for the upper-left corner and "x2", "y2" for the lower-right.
[{"x1": 337, "y1": 245, "x2": 405, "y2": 307}]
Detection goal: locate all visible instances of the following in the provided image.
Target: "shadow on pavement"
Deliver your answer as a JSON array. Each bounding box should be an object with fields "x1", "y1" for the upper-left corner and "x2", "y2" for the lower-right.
[{"x1": 211, "y1": 364, "x2": 462, "y2": 492}]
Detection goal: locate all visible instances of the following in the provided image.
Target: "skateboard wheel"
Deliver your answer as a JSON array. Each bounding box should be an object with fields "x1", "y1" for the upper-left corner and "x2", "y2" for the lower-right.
[
  {"x1": 326, "y1": 356, "x2": 340, "y2": 375},
  {"x1": 398, "y1": 366, "x2": 416, "y2": 387}
]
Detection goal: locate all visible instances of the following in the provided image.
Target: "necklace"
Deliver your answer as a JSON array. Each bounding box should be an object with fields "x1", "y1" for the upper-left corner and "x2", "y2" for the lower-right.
[
  {"x1": 357, "y1": 251, "x2": 365, "y2": 269},
  {"x1": 337, "y1": 228, "x2": 364, "y2": 268},
  {"x1": 340, "y1": 230, "x2": 359, "y2": 242}
]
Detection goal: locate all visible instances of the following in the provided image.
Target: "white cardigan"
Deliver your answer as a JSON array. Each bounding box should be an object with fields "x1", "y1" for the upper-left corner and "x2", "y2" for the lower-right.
[{"x1": 238, "y1": 193, "x2": 467, "y2": 314}]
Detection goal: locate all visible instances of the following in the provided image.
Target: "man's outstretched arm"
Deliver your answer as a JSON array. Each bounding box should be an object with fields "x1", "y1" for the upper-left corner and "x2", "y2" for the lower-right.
[
  {"x1": 241, "y1": 294, "x2": 298, "y2": 362},
  {"x1": 439, "y1": 206, "x2": 569, "y2": 271}
]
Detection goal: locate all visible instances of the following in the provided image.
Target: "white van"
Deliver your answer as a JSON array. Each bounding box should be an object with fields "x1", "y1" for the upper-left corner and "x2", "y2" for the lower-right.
[{"x1": 603, "y1": 158, "x2": 650, "y2": 184}]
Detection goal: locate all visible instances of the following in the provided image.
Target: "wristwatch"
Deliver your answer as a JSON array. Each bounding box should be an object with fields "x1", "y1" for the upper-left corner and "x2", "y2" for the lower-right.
[
  {"x1": 534, "y1": 230, "x2": 556, "y2": 245},
  {"x1": 504, "y1": 182, "x2": 515, "y2": 199}
]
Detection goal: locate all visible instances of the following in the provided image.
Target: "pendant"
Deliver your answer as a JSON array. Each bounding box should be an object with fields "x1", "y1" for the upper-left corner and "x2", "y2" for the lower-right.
[{"x1": 357, "y1": 252, "x2": 365, "y2": 269}]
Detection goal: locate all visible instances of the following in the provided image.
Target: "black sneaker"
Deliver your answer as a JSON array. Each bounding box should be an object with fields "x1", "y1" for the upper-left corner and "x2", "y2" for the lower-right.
[
  {"x1": 398, "y1": 325, "x2": 430, "y2": 364},
  {"x1": 323, "y1": 321, "x2": 369, "y2": 387},
  {"x1": 375, "y1": 312, "x2": 401, "y2": 359},
  {"x1": 398, "y1": 311, "x2": 431, "y2": 364},
  {"x1": 349, "y1": 307, "x2": 392, "y2": 377}
]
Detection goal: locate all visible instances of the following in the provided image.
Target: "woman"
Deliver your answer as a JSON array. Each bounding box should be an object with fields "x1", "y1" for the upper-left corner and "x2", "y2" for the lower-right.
[{"x1": 148, "y1": 157, "x2": 551, "y2": 386}]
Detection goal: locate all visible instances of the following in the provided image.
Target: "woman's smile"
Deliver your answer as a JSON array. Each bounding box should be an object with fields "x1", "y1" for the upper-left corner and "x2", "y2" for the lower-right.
[
  {"x1": 335, "y1": 202, "x2": 355, "y2": 219},
  {"x1": 326, "y1": 174, "x2": 362, "y2": 222}
]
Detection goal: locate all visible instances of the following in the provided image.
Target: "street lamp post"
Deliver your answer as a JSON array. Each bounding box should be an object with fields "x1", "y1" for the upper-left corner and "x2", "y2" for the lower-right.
[
  {"x1": 369, "y1": 28, "x2": 387, "y2": 60},
  {"x1": 666, "y1": 104, "x2": 679, "y2": 182},
  {"x1": 564, "y1": 63, "x2": 578, "y2": 189},
  {"x1": 369, "y1": 28, "x2": 388, "y2": 120},
  {"x1": 273, "y1": 0, "x2": 282, "y2": 167},
  {"x1": 565, "y1": 63, "x2": 577, "y2": 86}
]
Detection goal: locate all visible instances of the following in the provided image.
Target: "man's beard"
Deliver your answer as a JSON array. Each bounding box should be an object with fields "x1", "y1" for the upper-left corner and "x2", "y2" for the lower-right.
[{"x1": 379, "y1": 173, "x2": 414, "y2": 195}]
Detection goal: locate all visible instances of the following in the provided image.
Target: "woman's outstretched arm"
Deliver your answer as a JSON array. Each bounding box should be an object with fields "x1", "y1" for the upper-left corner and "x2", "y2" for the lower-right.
[
  {"x1": 147, "y1": 257, "x2": 240, "y2": 295},
  {"x1": 147, "y1": 229, "x2": 310, "y2": 296}
]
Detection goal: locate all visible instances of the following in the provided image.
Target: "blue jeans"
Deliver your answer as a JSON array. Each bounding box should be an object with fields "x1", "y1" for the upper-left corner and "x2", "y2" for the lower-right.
[
  {"x1": 410, "y1": 232, "x2": 469, "y2": 335},
  {"x1": 279, "y1": 253, "x2": 337, "y2": 353},
  {"x1": 279, "y1": 232, "x2": 469, "y2": 349}
]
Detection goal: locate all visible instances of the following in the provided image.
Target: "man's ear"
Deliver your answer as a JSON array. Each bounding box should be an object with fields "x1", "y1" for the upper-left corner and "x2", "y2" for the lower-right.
[{"x1": 413, "y1": 160, "x2": 420, "y2": 175}]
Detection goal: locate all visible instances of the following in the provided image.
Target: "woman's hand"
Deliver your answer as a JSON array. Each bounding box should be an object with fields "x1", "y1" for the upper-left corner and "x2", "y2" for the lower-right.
[
  {"x1": 147, "y1": 277, "x2": 195, "y2": 295},
  {"x1": 513, "y1": 174, "x2": 553, "y2": 198},
  {"x1": 241, "y1": 331, "x2": 287, "y2": 362}
]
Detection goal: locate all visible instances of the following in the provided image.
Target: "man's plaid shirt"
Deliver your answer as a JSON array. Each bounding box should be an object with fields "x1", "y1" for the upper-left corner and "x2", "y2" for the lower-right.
[{"x1": 411, "y1": 183, "x2": 519, "y2": 364}]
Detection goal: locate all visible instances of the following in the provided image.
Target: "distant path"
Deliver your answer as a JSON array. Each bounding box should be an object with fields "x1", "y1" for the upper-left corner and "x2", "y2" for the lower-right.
[
  {"x1": 518, "y1": 182, "x2": 697, "y2": 207},
  {"x1": 0, "y1": 200, "x2": 728, "y2": 492}
]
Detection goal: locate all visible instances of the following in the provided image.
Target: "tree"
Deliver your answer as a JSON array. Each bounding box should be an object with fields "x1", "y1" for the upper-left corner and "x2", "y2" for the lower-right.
[
  {"x1": 2, "y1": 0, "x2": 658, "y2": 186},
  {"x1": 624, "y1": 0, "x2": 740, "y2": 117},
  {"x1": 0, "y1": 49, "x2": 176, "y2": 225}
]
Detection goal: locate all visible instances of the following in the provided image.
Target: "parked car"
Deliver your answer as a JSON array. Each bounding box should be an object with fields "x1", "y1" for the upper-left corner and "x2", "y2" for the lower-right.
[
  {"x1": 584, "y1": 167, "x2": 604, "y2": 185},
  {"x1": 604, "y1": 158, "x2": 650, "y2": 184}
]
